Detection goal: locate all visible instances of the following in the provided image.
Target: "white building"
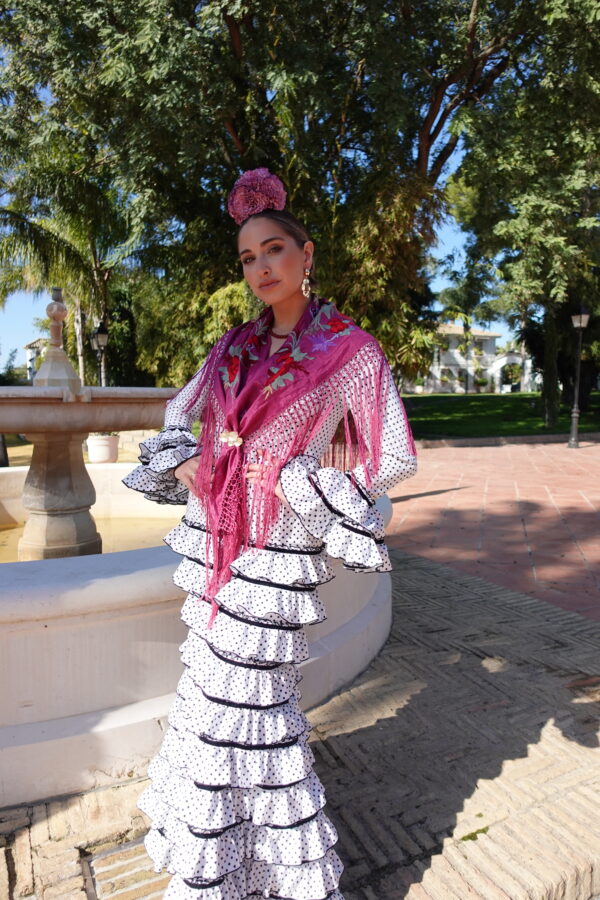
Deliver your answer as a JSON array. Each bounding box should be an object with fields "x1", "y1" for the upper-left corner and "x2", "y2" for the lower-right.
[{"x1": 421, "y1": 324, "x2": 534, "y2": 394}]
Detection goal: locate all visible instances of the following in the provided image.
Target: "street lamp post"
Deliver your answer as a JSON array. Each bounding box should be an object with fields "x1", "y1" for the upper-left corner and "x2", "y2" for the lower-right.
[
  {"x1": 567, "y1": 309, "x2": 590, "y2": 449},
  {"x1": 90, "y1": 321, "x2": 109, "y2": 387}
]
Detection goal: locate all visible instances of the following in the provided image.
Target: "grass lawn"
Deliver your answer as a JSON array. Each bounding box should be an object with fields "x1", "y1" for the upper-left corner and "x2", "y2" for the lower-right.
[{"x1": 402, "y1": 391, "x2": 600, "y2": 440}]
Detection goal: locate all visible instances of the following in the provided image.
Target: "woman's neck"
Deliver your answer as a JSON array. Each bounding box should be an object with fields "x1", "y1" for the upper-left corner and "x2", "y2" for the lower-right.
[{"x1": 271, "y1": 293, "x2": 310, "y2": 334}]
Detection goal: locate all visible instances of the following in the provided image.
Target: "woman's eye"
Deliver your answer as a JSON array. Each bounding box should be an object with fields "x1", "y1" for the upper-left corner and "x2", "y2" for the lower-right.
[
  {"x1": 268, "y1": 245, "x2": 282, "y2": 254},
  {"x1": 242, "y1": 256, "x2": 254, "y2": 265}
]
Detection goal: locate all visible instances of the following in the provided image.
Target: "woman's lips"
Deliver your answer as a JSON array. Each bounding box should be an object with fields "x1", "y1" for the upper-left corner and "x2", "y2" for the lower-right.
[{"x1": 259, "y1": 280, "x2": 280, "y2": 289}]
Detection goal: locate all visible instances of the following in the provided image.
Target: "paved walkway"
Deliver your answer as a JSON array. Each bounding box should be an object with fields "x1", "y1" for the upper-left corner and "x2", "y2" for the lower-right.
[
  {"x1": 2, "y1": 550, "x2": 599, "y2": 899},
  {"x1": 388, "y1": 439, "x2": 600, "y2": 620}
]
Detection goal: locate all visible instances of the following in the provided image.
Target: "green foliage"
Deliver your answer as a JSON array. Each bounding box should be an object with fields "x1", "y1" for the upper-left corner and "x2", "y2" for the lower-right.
[
  {"x1": 502, "y1": 363, "x2": 522, "y2": 385},
  {"x1": 0, "y1": 348, "x2": 27, "y2": 385},
  {"x1": 447, "y1": 0, "x2": 600, "y2": 425},
  {"x1": 1, "y1": 0, "x2": 551, "y2": 383}
]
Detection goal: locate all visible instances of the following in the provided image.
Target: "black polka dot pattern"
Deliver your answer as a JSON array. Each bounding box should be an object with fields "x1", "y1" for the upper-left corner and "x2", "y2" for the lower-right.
[{"x1": 123, "y1": 344, "x2": 417, "y2": 899}]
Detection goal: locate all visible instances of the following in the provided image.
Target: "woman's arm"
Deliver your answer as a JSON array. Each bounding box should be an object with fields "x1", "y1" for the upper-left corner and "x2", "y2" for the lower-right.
[
  {"x1": 278, "y1": 348, "x2": 416, "y2": 570},
  {"x1": 122, "y1": 363, "x2": 207, "y2": 504}
]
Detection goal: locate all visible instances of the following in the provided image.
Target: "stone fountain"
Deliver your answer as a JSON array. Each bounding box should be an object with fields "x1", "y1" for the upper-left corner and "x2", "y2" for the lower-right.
[
  {"x1": 0, "y1": 293, "x2": 393, "y2": 809},
  {"x1": 0, "y1": 288, "x2": 174, "y2": 560}
]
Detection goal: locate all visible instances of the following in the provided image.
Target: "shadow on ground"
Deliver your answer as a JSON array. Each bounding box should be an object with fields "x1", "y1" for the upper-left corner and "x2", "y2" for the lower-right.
[
  {"x1": 309, "y1": 551, "x2": 600, "y2": 899},
  {"x1": 388, "y1": 498, "x2": 600, "y2": 613}
]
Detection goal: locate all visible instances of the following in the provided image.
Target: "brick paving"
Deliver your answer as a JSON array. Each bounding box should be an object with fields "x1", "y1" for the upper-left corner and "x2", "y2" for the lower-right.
[
  {"x1": 389, "y1": 439, "x2": 600, "y2": 621},
  {"x1": 2, "y1": 549, "x2": 600, "y2": 898}
]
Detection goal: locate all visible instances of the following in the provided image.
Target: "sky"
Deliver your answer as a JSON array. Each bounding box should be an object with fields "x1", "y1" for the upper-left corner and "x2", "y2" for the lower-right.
[{"x1": 0, "y1": 220, "x2": 515, "y2": 371}]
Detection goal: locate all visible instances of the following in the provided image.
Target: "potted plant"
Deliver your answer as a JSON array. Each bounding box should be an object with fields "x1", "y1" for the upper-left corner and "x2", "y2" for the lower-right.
[{"x1": 86, "y1": 432, "x2": 119, "y2": 463}]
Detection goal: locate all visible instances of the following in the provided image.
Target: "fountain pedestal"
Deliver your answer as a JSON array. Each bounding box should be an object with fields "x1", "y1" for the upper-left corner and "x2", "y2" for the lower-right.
[
  {"x1": 18, "y1": 432, "x2": 101, "y2": 560},
  {"x1": 14, "y1": 290, "x2": 103, "y2": 560}
]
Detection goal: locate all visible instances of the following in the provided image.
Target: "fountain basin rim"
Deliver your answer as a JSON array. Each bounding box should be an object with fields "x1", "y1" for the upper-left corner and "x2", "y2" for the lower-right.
[
  {"x1": 0, "y1": 386, "x2": 177, "y2": 431},
  {"x1": 1, "y1": 545, "x2": 181, "y2": 623},
  {"x1": 0, "y1": 386, "x2": 177, "y2": 402}
]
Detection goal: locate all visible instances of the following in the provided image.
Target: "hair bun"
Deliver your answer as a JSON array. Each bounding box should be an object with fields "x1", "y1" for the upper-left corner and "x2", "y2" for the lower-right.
[{"x1": 227, "y1": 167, "x2": 287, "y2": 225}]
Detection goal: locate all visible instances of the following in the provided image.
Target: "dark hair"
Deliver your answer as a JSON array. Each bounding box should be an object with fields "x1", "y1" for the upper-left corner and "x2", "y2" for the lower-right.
[{"x1": 237, "y1": 209, "x2": 317, "y2": 287}]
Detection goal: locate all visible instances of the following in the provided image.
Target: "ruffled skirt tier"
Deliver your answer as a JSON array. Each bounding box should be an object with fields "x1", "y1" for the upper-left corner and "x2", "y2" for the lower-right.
[{"x1": 140, "y1": 526, "x2": 344, "y2": 899}]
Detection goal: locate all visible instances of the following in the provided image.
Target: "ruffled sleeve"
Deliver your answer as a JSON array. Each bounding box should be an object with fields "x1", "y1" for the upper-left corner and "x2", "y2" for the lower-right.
[
  {"x1": 121, "y1": 426, "x2": 198, "y2": 504},
  {"x1": 279, "y1": 356, "x2": 417, "y2": 571},
  {"x1": 122, "y1": 362, "x2": 207, "y2": 504}
]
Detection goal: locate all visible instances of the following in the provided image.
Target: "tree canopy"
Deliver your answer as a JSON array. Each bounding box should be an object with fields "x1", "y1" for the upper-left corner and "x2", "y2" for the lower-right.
[{"x1": 1, "y1": 1, "x2": 599, "y2": 398}]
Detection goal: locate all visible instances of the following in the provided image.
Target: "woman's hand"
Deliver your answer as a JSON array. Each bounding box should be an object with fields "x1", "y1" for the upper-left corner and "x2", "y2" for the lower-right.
[
  {"x1": 174, "y1": 456, "x2": 200, "y2": 492},
  {"x1": 245, "y1": 450, "x2": 286, "y2": 501}
]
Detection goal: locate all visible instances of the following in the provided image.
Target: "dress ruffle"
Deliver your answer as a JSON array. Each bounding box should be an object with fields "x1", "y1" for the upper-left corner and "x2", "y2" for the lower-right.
[
  {"x1": 141, "y1": 805, "x2": 338, "y2": 882},
  {"x1": 161, "y1": 852, "x2": 344, "y2": 900},
  {"x1": 145, "y1": 755, "x2": 327, "y2": 830},
  {"x1": 173, "y1": 563, "x2": 328, "y2": 628},
  {"x1": 121, "y1": 426, "x2": 197, "y2": 505},
  {"x1": 280, "y1": 455, "x2": 390, "y2": 573},
  {"x1": 179, "y1": 633, "x2": 301, "y2": 707},
  {"x1": 160, "y1": 726, "x2": 315, "y2": 788},
  {"x1": 170, "y1": 670, "x2": 309, "y2": 745},
  {"x1": 181, "y1": 596, "x2": 310, "y2": 666},
  {"x1": 166, "y1": 519, "x2": 332, "y2": 586}
]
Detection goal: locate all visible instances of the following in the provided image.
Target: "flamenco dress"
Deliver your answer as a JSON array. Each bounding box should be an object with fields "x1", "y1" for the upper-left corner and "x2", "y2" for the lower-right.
[{"x1": 123, "y1": 308, "x2": 417, "y2": 899}]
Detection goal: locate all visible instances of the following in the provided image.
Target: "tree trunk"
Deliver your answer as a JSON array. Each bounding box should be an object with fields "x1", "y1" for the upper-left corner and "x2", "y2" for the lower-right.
[
  {"x1": 73, "y1": 298, "x2": 86, "y2": 384},
  {"x1": 542, "y1": 306, "x2": 560, "y2": 428},
  {"x1": 0, "y1": 434, "x2": 9, "y2": 467}
]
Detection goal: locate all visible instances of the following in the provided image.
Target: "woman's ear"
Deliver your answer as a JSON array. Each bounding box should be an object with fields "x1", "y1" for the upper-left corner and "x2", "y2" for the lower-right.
[{"x1": 303, "y1": 240, "x2": 315, "y2": 269}]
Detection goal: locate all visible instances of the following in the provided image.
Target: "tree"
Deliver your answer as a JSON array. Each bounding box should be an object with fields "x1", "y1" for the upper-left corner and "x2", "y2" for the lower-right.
[
  {"x1": 1, "y1": 0, "x2": 546, "y2": 383},
  {"x1": 0, "y1": 130, "x2": 145, "y2": 384},
  {"x1": 447, "y1": 0, "x2": 600, "y2": 425}
]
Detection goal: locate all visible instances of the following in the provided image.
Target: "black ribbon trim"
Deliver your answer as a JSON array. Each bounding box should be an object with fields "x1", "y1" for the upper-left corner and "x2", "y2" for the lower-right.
[
  {"x1": 205, "y1": 641, "x2": 282, "y2": 670},
  {"x1": 146, "y1": 440, "x2": 196, "y2": 452},
  {"x1": 199, "y1": 687, "x2": 291, "y2": 710},
  {"x1": 215, "y1": 603, "x2": 303, "y2": 632},
  {"x1": 182, "y1": 875, "x2": 225, "y2": 889},
  {"x1": 256, "y1": 775, "x2": 314, "y2": 790},
  {"x1": 175, "y1": 686, "x2": 294, "y2": 716},
  {"x1": 198, "y1": 733, "x2": 300, "y2": 751},
  {"x1": 308, "y1": 473, "x2": 381, "y2": 539},
  {"x1": 192, "y1": 781, "x2": 229, "y2": 791},
  {"x1": 188, "y1": 819, "x2": 240, "y2": 839},
  {"x1": 266, "y1": 809, "x2": 321, "y2": 829},
  {"x1": 345, "y1": 471, "x2": 375, "y2": 506},
  {"x1": 247, "y1": 890, "x2": 340, "y2": 900},
  {"x1": 339, "y1": 520, "x2": 385, "y2": 544},
  {"x1": 182, "y1": 517, "x2": 324, "y2": 555},
  {"x1": 230, "y1": 568, "x2": 316, "y2": 594}
]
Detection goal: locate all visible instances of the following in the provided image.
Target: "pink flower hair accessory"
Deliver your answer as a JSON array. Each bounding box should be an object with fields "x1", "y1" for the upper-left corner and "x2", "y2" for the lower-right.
[{"x1": 227, "y1": 167, "x2": 287, "y2": 225}]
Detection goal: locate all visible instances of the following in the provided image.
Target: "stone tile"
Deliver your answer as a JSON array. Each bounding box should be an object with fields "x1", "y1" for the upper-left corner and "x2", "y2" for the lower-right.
[
  {"x1": 3, "y1": 543, "x2": 600, "y2": 899},
  {"x1": 13, "y1": 826, "x2": 33, "y2": 897}
]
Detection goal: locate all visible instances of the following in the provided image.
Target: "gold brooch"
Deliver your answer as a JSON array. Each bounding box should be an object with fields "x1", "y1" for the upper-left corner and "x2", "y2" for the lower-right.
[{"x1": 219, "y1": 430, "x2": 243, "y2": 447}]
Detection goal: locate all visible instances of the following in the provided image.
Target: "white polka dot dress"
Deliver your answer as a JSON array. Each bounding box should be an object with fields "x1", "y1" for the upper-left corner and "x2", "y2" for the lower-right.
[{"x1": 123, "y1": 344, "x2": 417, "y2": 899}]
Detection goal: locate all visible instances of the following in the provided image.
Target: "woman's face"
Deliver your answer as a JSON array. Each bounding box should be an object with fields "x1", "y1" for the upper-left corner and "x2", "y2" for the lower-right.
[{"x1": 238, "y1": 216, "x2": 313, "y2": 308}]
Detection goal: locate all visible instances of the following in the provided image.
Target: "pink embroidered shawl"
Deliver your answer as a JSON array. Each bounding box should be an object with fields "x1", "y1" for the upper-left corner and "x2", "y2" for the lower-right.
[{"x1": 183, "y1": 297, "x2": 390, "y2": 625}]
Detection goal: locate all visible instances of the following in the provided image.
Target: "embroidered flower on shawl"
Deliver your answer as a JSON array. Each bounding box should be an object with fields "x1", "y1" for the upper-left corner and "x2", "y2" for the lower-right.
[
  {"x1": 325, "y1": 317, "x2": 353, "y2": 334},
  {"x1": 227, "y1": 168, "x2": 287, "y2": 225},
  {"x1": 219, "y1": 347, "x2": 243, "y2": 391},
  {"x1": 264, "y1": 347, "x2": 312, "y2": 395},
  {"x1": 240, "y1": 332, "x2": 263, "y2": 366},
  {"x1": 309, "y1": 333, "x2": 331, "y2": 353}
]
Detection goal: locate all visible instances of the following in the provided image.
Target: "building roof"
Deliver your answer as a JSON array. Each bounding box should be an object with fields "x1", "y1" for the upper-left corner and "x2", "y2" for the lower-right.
[
  {"x1": 438, "y1": 324, "x2": 502, "y2": 338},
  {"x1": 23, "y1": 338, "x2": 47, "y2": 350}
]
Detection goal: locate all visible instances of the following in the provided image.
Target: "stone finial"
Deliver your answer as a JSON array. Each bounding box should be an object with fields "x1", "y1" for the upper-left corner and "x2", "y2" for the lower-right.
[
  {"x1": 47, "y1": 288, "x2": 68, "y2": 349},
  {"x1": 33, "y1": 287, "x2": 82, "y2": 394}
]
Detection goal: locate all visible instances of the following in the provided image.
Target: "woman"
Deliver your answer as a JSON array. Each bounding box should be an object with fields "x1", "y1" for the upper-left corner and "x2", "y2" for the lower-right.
[{"x1": 124, "y1": 168, "x2": 417, "y2": 899}]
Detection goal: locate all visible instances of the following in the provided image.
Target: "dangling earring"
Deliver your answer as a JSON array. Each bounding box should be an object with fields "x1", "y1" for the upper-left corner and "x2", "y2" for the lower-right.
[{"x1": 301, "y1": 268, "x2": 311, "y2": 299}]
